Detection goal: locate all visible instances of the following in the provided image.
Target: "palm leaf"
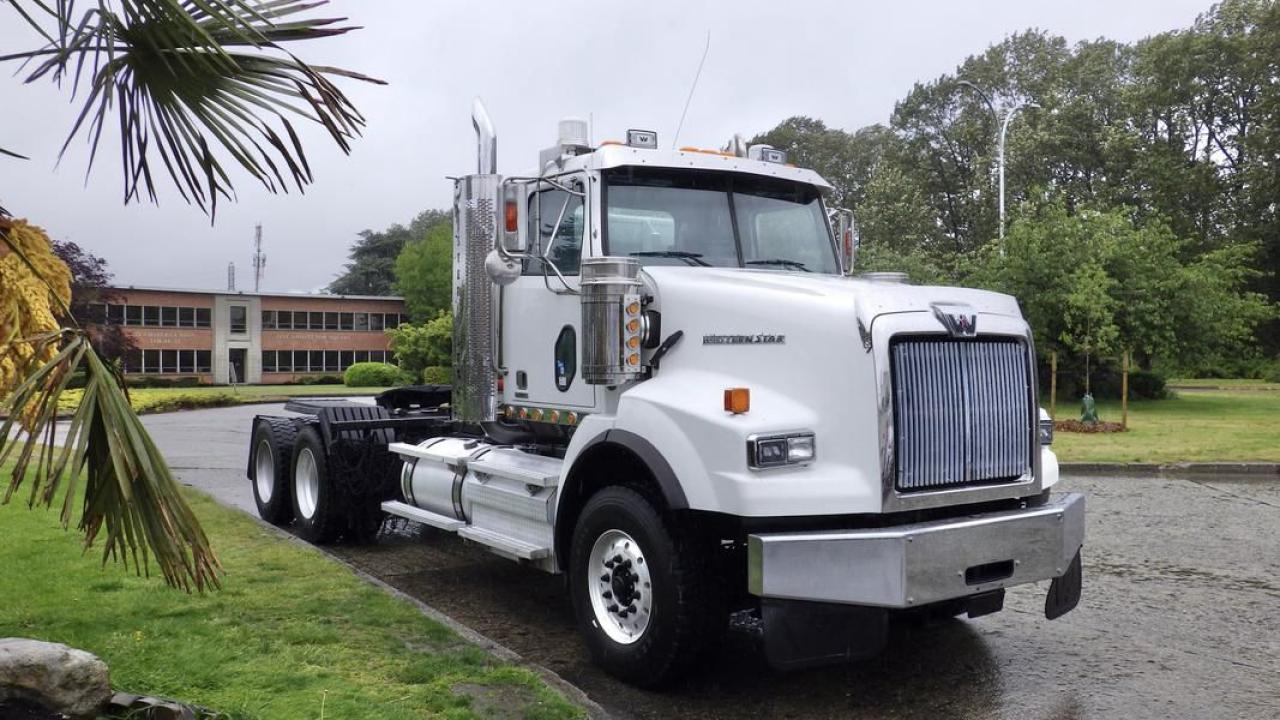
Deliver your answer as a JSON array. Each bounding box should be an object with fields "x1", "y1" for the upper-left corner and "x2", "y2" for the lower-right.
[
  {"x1": 1, "y1": 221, "x2": 220, "y2": 591},
  {"x1": 3, "y1": 0, "x2": 384, "y2": 216}
]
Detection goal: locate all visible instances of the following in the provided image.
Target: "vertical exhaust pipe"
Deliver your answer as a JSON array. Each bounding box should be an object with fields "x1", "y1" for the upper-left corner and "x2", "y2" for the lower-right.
[
  {"x1": 453, "y1": 99, "x2": 501, "y2": 425},
  {"x1": 473, "y1": 97, "x2": 497, "y2": 174}
]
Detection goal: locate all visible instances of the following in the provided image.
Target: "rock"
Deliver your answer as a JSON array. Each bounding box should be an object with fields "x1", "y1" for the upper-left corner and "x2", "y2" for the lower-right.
[{"x1": 0, "y1": 638, "x2": 111, "y2": 719}]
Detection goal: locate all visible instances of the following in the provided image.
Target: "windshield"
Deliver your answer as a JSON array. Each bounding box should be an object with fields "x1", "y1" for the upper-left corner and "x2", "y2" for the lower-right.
[{"x1": 603, "y1": 167, "x2": 839, "y2": 273}]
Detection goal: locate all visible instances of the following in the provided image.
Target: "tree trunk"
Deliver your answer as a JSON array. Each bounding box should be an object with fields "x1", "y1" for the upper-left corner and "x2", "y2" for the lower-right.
[{"x1": 1121, "y1": 350, "x2": 1130, "y2": 431}]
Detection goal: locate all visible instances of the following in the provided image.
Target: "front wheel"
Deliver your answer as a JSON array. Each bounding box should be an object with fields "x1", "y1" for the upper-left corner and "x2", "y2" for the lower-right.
[{"x1": 569, "y1": 486, "x2": 722, "y2": 687}]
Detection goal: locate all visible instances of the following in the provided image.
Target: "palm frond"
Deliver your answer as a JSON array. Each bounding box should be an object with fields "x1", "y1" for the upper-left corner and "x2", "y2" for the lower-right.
[
  {"x1": 4, "y1": 0, "x2": 384, "y2": 216},
  {"x1": 0, "y1": 331, "x2": 221, "y2": 591},
  {"x1": 1, "y1": 219, "x2": 219, "y2": 591}
]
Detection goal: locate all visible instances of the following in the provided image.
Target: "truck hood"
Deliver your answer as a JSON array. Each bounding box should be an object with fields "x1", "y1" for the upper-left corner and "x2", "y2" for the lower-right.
[{"x1": 640, "y1": 266, "x2": 1023, "y2": 330}]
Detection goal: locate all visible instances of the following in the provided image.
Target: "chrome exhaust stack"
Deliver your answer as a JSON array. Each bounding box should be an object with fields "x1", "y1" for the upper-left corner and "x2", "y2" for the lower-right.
[{"x1": 453, "y1": 98, "x2": 501, "y2": 425}]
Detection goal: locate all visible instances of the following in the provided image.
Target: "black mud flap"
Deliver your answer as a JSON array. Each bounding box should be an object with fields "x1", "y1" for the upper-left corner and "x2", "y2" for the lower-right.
[
  {"x1": 761, "y1": 598, "x2": 888, "y2": 671},
  {"x1": 1045, "y1": 548, "x2": 1083, "y2": 620}
]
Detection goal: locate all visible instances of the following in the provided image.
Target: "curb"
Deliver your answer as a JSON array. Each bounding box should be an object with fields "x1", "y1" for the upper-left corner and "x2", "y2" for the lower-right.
[
  {"x1": 193, "y1": 488, "x2": 610, "y2": 720},
  {"x1": 1061, "y1": 462, "x2": 1279, "y2": 477}
]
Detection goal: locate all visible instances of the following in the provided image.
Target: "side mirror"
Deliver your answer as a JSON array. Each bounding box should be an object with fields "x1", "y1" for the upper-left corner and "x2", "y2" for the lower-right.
[
  {"x1": 500, "y1": 183, "x2": 528, "y2": 254},
  {"x1": 833, "y1": 209, "x2": 859, "y2": 275}
]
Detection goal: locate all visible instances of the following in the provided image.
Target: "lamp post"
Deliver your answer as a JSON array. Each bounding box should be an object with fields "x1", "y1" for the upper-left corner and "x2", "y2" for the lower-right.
[{"x1": 957, "y1": 81, "x2": 1039, "y2": 243}]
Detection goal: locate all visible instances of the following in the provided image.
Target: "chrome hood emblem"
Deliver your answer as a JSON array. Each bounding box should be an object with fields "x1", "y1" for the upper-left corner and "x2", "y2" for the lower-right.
[{"x1": 932, "y1": 303, "x2": 977, "y2": 337}]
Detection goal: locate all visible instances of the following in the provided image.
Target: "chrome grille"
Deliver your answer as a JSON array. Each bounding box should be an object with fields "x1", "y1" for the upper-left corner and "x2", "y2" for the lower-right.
[{"x1": 891, "y1": 337, "x2": 1033, "y2": 492}]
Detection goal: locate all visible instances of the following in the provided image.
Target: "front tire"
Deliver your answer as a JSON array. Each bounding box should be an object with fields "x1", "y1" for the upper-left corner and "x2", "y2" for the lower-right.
[
  {"x1": 249, "y1": 419, "x2": 297, "y2": 525},
  {"x1": 569, "y1": 486, "x2": 722, "y2": 687},
  {"x1": 290, "y1": 427, "x2": 340, "y2": 544}
]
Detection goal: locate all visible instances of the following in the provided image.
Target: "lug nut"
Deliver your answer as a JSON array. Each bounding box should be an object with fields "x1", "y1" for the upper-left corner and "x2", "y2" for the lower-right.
[
  {"x1": 607, "y1": 604, "x2": 618, "y2": 613},
  {"x1": 602, "y1": 591, "x2": 612, "y2": 599},
  {"x1": 600, "y1": 574, "x2": 609, "y2": 582},
  {"x1": 613, "y1": 554, "x2": 623, "y2": 564}
]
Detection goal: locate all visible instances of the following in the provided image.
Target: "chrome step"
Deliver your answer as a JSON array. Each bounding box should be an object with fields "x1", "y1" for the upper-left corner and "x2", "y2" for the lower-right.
[
  {"x1": 457, "y1": 525, "x2": 553, "y2": 560},
  {"x1": 467, "y1": 449, "x2": 562, "y2": 488},
  {"x1": 380, "y1": 500, "x2": 465, "y2": 531}
]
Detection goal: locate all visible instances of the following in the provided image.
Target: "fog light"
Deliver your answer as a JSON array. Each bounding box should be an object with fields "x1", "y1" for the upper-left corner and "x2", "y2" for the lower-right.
[{"x1": 1039, "y1": 418, "x2": 1054, "y2": 445}]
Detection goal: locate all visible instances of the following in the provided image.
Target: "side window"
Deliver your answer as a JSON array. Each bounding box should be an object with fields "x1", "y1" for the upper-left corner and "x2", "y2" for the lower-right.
[{"x1": 524, "y1": 187, "x2": 584, "y2": 276}]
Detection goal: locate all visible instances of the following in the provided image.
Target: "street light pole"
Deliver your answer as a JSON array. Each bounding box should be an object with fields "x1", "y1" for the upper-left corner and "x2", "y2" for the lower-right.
[{"x1": 957, "y1": 81, "x2": 1039, "y2": 244}]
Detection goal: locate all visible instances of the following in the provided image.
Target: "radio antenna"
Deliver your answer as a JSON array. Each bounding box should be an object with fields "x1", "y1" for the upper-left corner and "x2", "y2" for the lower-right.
[{"x1": 672, "y1": 31, "x2": 711, "y2": 149}]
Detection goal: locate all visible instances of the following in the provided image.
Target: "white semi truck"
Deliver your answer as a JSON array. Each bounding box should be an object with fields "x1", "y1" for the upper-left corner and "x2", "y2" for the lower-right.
[{"x1": 247, "y1": 100, "x2": 1084, "y2": 687}]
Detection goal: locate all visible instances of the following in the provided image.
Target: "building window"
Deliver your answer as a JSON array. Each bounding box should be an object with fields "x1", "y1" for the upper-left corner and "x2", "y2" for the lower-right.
[
  {"x1": 195, "y1": 308, "x2": 212, "y2": 327},
  {"x1": 124, "y1": 350, "x2": 141, "y2": 373},
  {"x1": 177, "y1": 307, "x2": 193, "y2": 327},
  {"x1": 339, "y1": 312, "x2": 354, "y2": 331},
  {"x1": 324, "y1": 350, "x2": 339, "y2": 372},
  {"x1": 262, "y1": 350, "x2": 276, "y2": 373},
  {"x1": 107, "y1": 304, "x2": 125, "y2": 325},
  {"x1": 143, "y1": 349, "x2": 160, "y2": 372},
  {"x1": 354, "y1": 313, "x2": 369, "y2": 331},
  {"x1": 179, "y1": 350, "x2": 195, "y2": 373},
  {"x1": 196, "y1": 350, "x2": 212, "y2": 372},
  {"x1": 229, "y1": 305, "x2": 247, "y2": 334},
  {"x1": 324, "y1": 312, "x2": 339, "y2": 331},
  {"x1": 340, "y1": 350, "x2": 354, "y2": 370},
  {"x1": 309, "y1": 351, "x2": 324, "y2": 373},
  {"x1": 161, "y1": 350, "x2": 177, "y2": 373},
  {"x1": 124, "y1": 305, "x2": 142, "y2": 326},
  {"x1": 262, "y1": 310, "x2": 276, "y2": 330},
  {"x1": 276, "y1": 311, "x2": 292, "y2": 330},
  {"x1": 309, "y1": 311, "x2": 323, "y2": 330},
  {"x1": 369, "y1": 313, "x2": 384, "y2": 331},
  {"x1": 355, "y1": 350, "x2": 369, "y2": 364},
  {"x1": 161, "y1": 306, "x2": 178, "y2": 326},
  {"x1": 143, "y1": 306, "x2": 160, "y2": 326}
]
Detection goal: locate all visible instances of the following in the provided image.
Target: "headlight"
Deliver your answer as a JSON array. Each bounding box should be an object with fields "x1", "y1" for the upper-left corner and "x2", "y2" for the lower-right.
[
  {"x1": 748, "y1": 431, "x2": 816, "y2": 469},
  {"x1": 1039, "y1": 418, "x2": 1054, "y2": 445}
]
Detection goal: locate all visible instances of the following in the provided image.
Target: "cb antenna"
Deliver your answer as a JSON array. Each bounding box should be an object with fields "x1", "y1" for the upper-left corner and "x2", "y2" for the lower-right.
[{"x1": 672, "y1": 31, "x2": 711, "y2": 149}]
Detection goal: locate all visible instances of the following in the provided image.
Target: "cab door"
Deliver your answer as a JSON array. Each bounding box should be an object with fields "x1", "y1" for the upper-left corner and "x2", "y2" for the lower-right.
[{"x1": 500, "y1": 175, "x2": 596, "y2": 410}]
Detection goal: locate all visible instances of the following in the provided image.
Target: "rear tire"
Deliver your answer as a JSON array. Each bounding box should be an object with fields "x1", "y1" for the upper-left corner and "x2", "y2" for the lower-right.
[
  {"x1": 569, "y1": 486, "x2": 723, "y2": 687},
  {"x1": 290, "y1": 427, "x2": 340, "y2": 544},
  {"x1": 249, "y1": 419, "x2": 297, "y2": 525}
]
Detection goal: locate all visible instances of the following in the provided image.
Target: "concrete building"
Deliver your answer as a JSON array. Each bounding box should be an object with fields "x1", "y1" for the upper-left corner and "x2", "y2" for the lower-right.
[{"x1": 91, "y1": 287, "x2": 408, "y2": 384}]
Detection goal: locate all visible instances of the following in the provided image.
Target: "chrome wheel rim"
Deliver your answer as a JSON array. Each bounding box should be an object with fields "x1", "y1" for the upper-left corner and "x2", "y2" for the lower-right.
[
  {"x1": 254, "y1": 438, "x2": 274, "y2": 503},
  {"x1": 587, "y1": 529, "x2": 653, "y2": 645},
  {"x1": 295, "y1": 448, "x2": 320, "y2": 520}
]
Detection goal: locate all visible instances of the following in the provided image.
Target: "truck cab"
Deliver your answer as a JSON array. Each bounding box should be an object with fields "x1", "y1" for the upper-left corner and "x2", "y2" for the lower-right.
[{"x1": 249, "y1": 99, "x2": 1084, "y2": 688}]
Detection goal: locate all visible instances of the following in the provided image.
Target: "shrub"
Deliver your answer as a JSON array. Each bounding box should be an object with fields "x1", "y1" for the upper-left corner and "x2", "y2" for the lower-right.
[
  {"x1": 388, "y1": 311, "x2": 451, "y2": 375},
  {"x1": 421, "y1": 365, "x2": 452, "y2": 385},
  {"x1": 1266, "y1": 363, "x2": 1280, "y2": 384},
  {"x1": 344, "y1": 362, "x2": 404, "y2": 387}
]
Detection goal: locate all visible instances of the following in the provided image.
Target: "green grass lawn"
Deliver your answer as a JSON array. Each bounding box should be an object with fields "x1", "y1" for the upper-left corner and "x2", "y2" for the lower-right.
[
  {"x1": 0, "y1": 483, "x2": 581, "y2": 720},
  {"x1": 53, "y1": 384, "x2": 394, "y2": 415},
  {"x1": 1167, "y1": 378, "x2": 1280, "y2": 391},
  {"x1": 1051, "y1": 388, "x2": 1280, "y2": 463}
]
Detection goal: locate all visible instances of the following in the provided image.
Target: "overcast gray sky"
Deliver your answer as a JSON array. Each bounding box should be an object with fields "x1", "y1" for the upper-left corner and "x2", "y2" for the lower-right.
[{"x1": 1, "y1": 0, "x2": 1210, "y2": 293}]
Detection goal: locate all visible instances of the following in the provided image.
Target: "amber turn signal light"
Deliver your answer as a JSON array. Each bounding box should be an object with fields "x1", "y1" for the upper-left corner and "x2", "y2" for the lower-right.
[
  {"x1": 504, "y1": 200, "x2": 519, "y2": 233},
  {"x1": 724, "y1": 387, "x2": 750, "y2": 414}
]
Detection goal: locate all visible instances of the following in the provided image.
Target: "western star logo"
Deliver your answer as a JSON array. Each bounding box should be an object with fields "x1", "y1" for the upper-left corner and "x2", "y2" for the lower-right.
[{"x1": 702, "y1": 334, "x2": 786, "y2": 345}]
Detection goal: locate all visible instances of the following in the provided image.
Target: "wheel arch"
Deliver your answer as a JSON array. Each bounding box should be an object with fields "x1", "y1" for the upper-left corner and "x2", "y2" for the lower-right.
[{"x1": 554, "y1": 430, "x2": 688, "y2": 572}]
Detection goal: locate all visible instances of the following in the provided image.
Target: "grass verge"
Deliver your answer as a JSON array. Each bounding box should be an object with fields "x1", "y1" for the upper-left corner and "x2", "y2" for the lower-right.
[
  {"x1": 51, "y1": 384, "x2": 393, "y2": 415},
  {"x1": 0, "y1": 481, "x2": 582, "y2": 720},
  {"x1": 1050, "y1": 388, "x2": 1280, "y2": 463}
]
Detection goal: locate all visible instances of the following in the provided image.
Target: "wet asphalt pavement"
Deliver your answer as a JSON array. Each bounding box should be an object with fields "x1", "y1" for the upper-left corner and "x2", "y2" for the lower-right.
[{"x1": 143, "y1": 403, "x2": 1280, "y2": 720}]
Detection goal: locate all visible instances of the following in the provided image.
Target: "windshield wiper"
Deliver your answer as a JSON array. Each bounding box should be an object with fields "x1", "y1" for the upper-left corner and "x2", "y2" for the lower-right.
[
  {"x1": 630, "y1": 251, "x2": 711, "y2": 267},
  {"x1": 746, "y1": 258, "x2": 810, "y2": 272}
]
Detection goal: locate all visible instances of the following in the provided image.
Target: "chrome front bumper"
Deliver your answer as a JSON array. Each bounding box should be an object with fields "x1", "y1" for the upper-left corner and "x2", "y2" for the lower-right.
[{"x1": 748, "y1": 492, "x2": 1085, "y2": 608}]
